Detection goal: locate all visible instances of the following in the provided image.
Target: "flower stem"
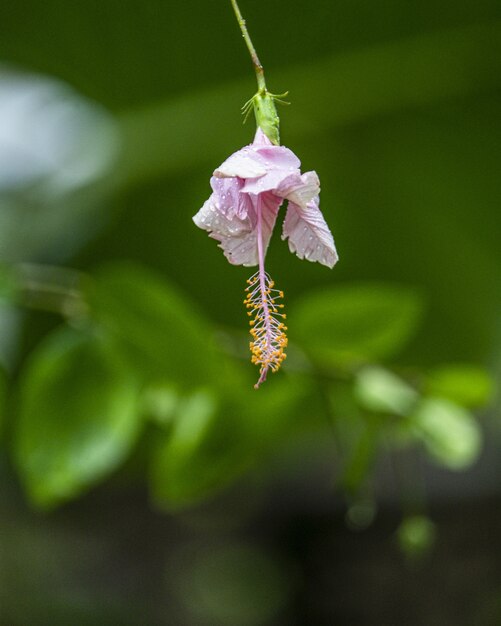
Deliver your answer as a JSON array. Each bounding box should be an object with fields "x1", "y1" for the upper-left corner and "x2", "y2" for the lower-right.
[{"x1": 229, "y1": 0, "x2": 267, "y2": 91}]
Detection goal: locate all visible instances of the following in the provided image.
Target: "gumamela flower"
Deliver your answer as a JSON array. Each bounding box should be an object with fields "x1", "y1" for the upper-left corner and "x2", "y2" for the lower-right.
[{"x1": 193, "y1": 128, "x2": 338, "y2": 388}]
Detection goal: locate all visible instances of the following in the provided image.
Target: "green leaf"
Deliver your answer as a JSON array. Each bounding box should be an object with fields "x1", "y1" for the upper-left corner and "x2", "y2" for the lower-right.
[
  {"x1": 355, "y1": 366, "x2": 419, "y2": 416},
  {"x1": 241, "y1": 374, "x2": 313, "y2": 448},
  {"x1": 14, "y1": 327, "x2": 141, "y2": 509},
  {"x1": 397, "y1": 515, "x2": 436, "y2": 561},
  {"x1": 150, "y1": 389, "x2": 251, "y2": 509},
  {"x1": 411, "y1": 397, "x2": 482, "y2": 470},
  {"x1": 85, "y1": 262, "x2": 227, "y2": 389},
  {"x1": 291, "y1": 283, "x2": 424, "y2": 367},
  {"x1": 141, "y1": 383, "x2": 181, "y2": 428},
  {"x1": 150, "y1": 375, "x2": 310, "y2": 510},
  {"x1": 425, "y1": 364, "x2": 494, "y2": 408}
]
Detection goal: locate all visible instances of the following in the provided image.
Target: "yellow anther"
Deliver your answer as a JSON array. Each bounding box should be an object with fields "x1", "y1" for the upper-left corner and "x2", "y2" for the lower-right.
[{"x1": 244, "y1": 272, "x2": 288, "y2": 385}]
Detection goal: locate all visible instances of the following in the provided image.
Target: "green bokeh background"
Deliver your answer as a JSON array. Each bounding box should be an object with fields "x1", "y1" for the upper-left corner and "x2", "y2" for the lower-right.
[{"x1": 0, "y1": 0, "x2": 500, "y2": 624}]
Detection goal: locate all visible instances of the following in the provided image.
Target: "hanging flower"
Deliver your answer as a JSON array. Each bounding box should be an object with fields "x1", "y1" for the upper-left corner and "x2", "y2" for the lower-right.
[
  {"x1": 193, "y1": 128, "x2": 338, "y2": 387},
  {"x1": 193, "y1": 128, "x2": 337, "y2": 269},
  {"x1": 194, "y1": 0, "x2": 338, "y2": 388}
]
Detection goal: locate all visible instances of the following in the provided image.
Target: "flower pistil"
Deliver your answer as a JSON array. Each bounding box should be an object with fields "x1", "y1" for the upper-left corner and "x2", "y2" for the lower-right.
[{"x1": 245, "y1": 271, "x2": 287, "y2": 389}]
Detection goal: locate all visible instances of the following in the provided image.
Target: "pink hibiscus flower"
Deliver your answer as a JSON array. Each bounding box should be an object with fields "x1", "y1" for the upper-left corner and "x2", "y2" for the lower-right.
[
  {"x1": 193, "y1": 128, "x2": 337, "y2": 268},
  {"x1": 193, "y1": 128, "x2": 338, "y2": 387}
]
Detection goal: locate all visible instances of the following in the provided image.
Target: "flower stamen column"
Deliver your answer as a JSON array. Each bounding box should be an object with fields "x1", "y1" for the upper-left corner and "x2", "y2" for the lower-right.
[{"x1": 245, "y1": 196, "x2": 286, "y2": 388}]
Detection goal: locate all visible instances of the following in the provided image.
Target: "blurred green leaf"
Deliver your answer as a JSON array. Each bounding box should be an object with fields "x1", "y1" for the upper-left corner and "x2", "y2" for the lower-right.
[
  {"x1": 150, "y1": 375, "x2": 311, "y2": 509},
  {"x1": 150, "y1": 389, "x2": 250, "y2": 509},
  {"x1": 291, "y1": 283, "x2": 424, "y2": 367},
  {"x1": 14, "y1": 327, "x2": 141, "y2": 508},
  {"x1": 355, "y1": 366, "x2": 419, "y2": 415},
  {"x1": 141, "y1": 383, "x2": 181, "y2": 428},
  {"x1": 411, "y1": 397, "x2": 482, "y2": 470},
  {"x1": 159, "y1": 389, "x2": 216, "y2": 464},
  {"x1": 425, "y1": 364, "x2": 495, "y2": 408},
  {"x1": 244, "y1": 374, "x2": 314, "y2": 446},
  {"x1": 397, "y1": 515, "x2": 436, "y2": 561},
  {"x1": 86, "y1": 262, "x2": 228, "y2": 389}
]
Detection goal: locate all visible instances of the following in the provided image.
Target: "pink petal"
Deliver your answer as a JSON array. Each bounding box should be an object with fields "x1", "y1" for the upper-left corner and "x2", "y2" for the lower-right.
[
  {"x1": 193, "y1": 192, "x2": 282, "y2": 267},
  {"x1": 241, "y1": 169, "x2": 300, "y2": 194},
  {"x1": 210, "y1": 176, "x2": 252, "y2": 220},
  {"x1": 277, "y1": 171, "x2": 320, "y2": 208},
  {"x1": 214, "y1": 147, "x2": 267, "y2": 179},
  {"x1": 253, "y1": 145, "x2": 301, "y2": 171},
  {"x1": 241, "y1": 147, "x2": 302, "y2": 195},
  {"x1": 282, "y1": 197, "x2": 338, "y2": 268},
  {"x1": 215, "y1": 132, "x2": 301, "y2": 182}
]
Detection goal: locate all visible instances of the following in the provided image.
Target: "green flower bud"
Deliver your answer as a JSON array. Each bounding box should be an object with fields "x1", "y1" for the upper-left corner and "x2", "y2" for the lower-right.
[
  {"x1": 253, "y1": 88, "x2": 281, "y2": 145},
  {"x1": 242, "y1": 88, "x2": 289, "y2": 146}
]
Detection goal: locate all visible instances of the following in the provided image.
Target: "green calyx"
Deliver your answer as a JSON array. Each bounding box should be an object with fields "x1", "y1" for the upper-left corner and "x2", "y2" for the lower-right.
[{"x1": 242, "y1": 88, "x2": 289, "y2": 146}]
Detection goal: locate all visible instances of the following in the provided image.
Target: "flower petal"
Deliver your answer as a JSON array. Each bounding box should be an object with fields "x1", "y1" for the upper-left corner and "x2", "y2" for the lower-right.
[
  {"x1": 277, "y1": 170, "x2": 320, "y2": 208},
  {"x1": 241, "y1": 149, "x2": 302, "y2": 195},
  {"x1": 282, "y1": 197, "x2": 338, "y2": 268},
  {"x1": 215, "y1": 132, "x2": 301, "y2": 182},
  {"x1": 193, "y1": 192, "x2": 282, "y2": 266},
  {"x1": 253, "y1": 145, "x2": 301, "y2": 171},
  {"x1": 241, "y1": 169, "x2": 299, "y2": 195},
  {"x1": 214, "y1": 147, "x2": 267, "y2": 179},
  {"x1": 210, "y1": 176, "x2": 252, "y2": 220}
]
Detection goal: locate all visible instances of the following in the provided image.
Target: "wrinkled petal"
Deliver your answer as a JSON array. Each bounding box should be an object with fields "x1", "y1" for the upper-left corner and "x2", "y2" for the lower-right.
[
  {"x1": 253, "y1": 145, "x2": 301, "y2": 171},
  {"x1": 215, "y1": 130, "x2": 300, "y2": 181},
  {"x1": 282, "y1": 197, "x2": 338, "y2": 268},
  {"x1": 277, "y1": 170, "x2": 320, "y2": 208},
  {"x1": 193, "y1": 192, "x2": 282, "y2": 266},
  {"x1": 241, "y1": 149, "x2": 302, "y2": 195},
  {"x1": 197, "y1": 129, "x2": 337, "y2": 273},
  {"x1": 210, "y1": 176, "x2": 252, "y2": 220},
  {"x1": 241, "y1": 169, "x2": 299, "y2": 195},
  {"x1": 214, "y1": 147, "x2": 267, "y2": 179},
  {"x1": 193, "y1": 195, "x2": 256, "y2": 265}
]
